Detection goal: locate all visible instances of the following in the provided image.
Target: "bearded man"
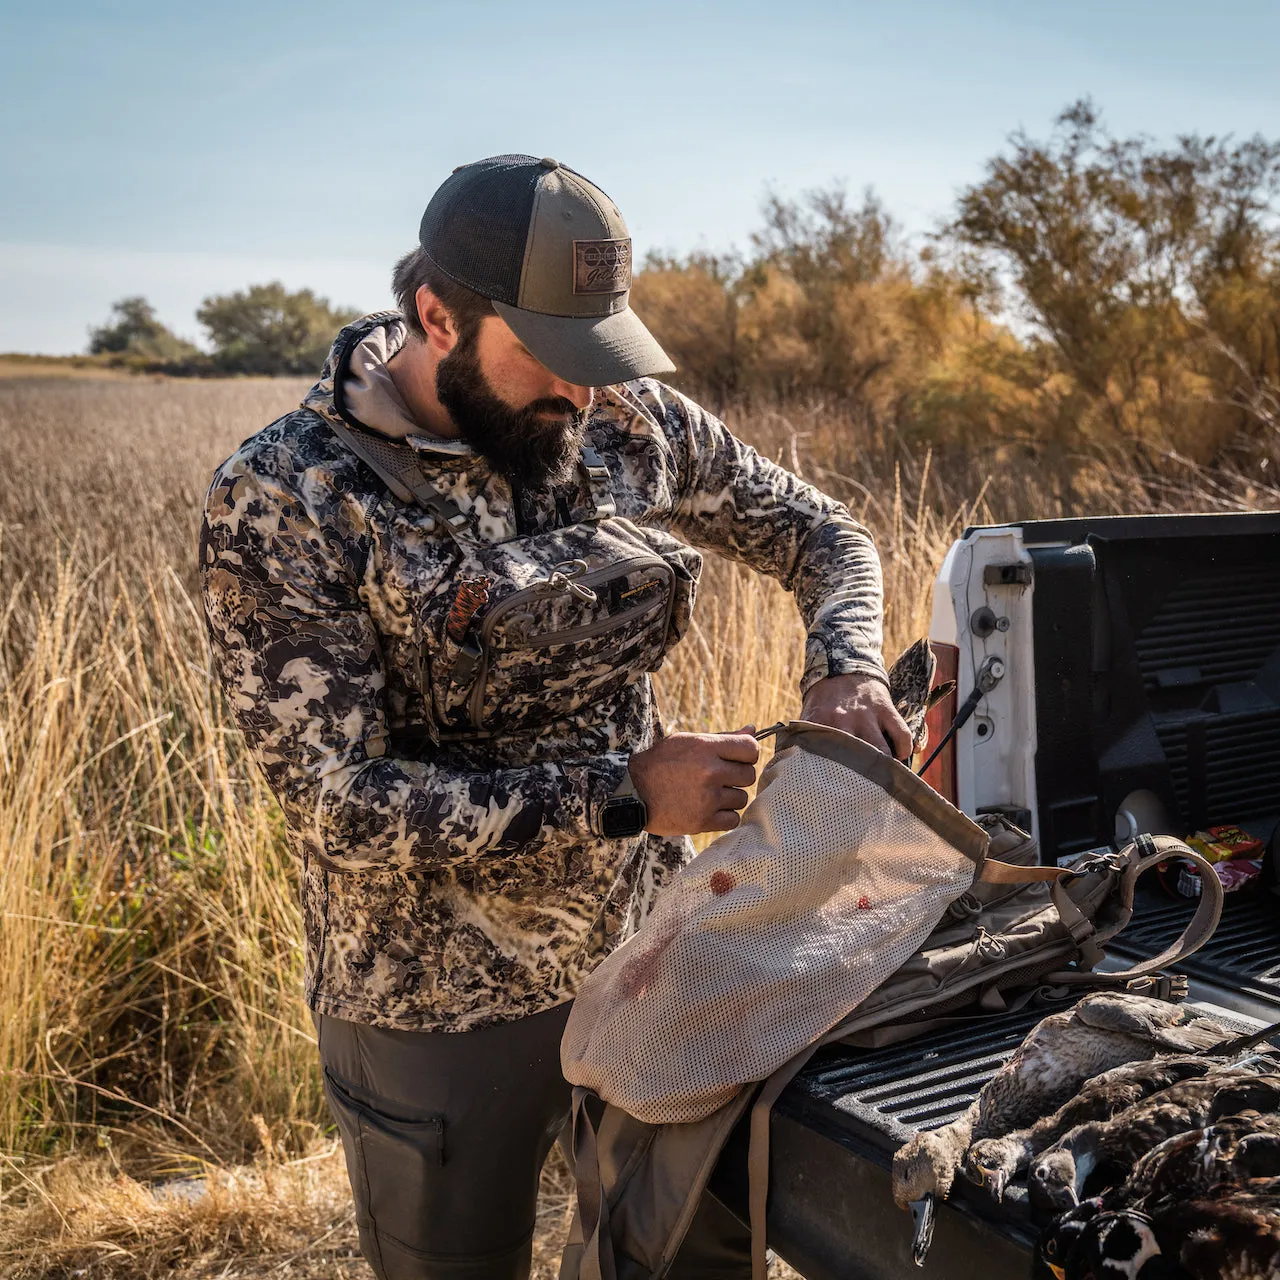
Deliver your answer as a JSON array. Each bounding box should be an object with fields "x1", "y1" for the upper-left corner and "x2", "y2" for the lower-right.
[{"x1": 200, "y1": 154, "x2": 909, "y2": 1280}]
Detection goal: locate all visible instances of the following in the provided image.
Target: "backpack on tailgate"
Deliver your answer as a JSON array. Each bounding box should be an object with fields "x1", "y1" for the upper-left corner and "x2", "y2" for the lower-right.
[{"x1": 558, "y1": 720, "x2": 1223, "y2": 1280}]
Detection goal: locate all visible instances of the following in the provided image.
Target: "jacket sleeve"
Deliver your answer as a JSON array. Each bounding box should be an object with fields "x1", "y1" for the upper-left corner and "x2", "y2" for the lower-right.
[
  {"x1": 648, "y1": 384, "x2": 889, "y2": 694},
  {"x1": 199, "y1": 460, "x2": 628, "y2": 874}
]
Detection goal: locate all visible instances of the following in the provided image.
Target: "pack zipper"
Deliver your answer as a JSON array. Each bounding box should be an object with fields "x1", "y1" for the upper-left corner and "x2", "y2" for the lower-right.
[{"x1": 466, "y1": 555, "x2": 676, "y2": 729}]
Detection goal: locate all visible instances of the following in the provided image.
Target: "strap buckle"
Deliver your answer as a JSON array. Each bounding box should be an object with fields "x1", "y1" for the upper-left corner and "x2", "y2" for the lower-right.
[
  {"x1": 580, "y1": 446, "x2": 611, "y2": 481},
  {"x1": 1124, "y1": 971, "x2": 1189, "y2": 1003},
  {"x1": 579, "y1": 447, "x2": 617, "y2": 520}
]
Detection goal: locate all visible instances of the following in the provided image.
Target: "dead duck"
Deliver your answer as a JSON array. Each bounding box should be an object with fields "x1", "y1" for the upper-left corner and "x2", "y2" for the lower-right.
[
  {"x1": 962, "y1": 1053, "x2": 1223, "y2": 1203},
  {"x1": 1118, "y1": 1112, "x2": 1280, "y2": 1210},
  {"x1": 1043, "y1": 1188, "x2": 1280, "y2": 1280},
  {"x1": 1043, "y1": 1118, "x2": 1280, "y2": 1272},
  {"x1": 1041, "y1": 1204, "x2": 1175, "y2": 1280},
  {"x1": 892, "y1": 995, "x2": 1232, "y2": 1257},
  {"x1": 1028, "y1": 1072, "x2": 1280, "y2": 1212},
  {"x1": 887, "y1": 637, "x2": 955, "y2": 758},
  {"x1": 1154, "y1": 1189, "x2": 1280, "y2": 1280},
  {"x1": 964, "y1": 1046, "x2": 1280, "y2": 1203}
]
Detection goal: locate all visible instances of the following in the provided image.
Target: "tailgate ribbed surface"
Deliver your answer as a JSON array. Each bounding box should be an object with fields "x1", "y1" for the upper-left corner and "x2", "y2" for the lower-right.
[
  {"x1": 1110, "y1": 893, "x2": 1280, "y2": 1003},
  {"x1": 791, "y1": 1008, "x2": 1060, "y2": 1148}
]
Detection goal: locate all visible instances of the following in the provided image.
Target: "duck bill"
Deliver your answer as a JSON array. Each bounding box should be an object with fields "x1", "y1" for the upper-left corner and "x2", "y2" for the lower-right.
[{"x1": 909, "y1": 1194, "x2": 936, "y2": 1266}]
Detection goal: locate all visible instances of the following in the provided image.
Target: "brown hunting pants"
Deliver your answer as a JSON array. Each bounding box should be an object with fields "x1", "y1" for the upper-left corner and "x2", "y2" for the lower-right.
[{"x1": 316, "y1": 1003, "x2": 751, "y2": 1280}]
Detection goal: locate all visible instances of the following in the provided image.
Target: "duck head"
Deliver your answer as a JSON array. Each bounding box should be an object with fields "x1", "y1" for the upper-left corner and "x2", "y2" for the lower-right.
[
  {"x1": 1041, "y1": 1197, "x2": 1105, "y2": 1279},
  {"x1": 1054, "y1": 1209, "x2": 1175, "y2": 1280},
  {"x1": 963, "y1": 1135, "x2": 1023, "y2": 1202},
  {"x1": 892, "y1": 1130, "x2": 960, "y2": 1208},
  {"x1": 1030, "y1": 1148, "x2": 1083, "y2": 1212}
]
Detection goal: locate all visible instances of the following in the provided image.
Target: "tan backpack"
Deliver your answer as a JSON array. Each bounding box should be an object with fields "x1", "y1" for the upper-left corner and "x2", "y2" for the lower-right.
[{"x1": 558, "y1": 722, "x2": 1222, "y2": 1280}]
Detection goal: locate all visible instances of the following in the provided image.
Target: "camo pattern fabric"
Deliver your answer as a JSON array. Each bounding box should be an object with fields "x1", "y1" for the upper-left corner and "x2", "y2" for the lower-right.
[{"x1": 200, "y1": 312, "x2": 889, "y2": 1032}]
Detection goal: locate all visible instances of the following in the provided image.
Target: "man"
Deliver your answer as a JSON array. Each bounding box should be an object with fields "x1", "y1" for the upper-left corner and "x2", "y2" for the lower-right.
[{"x1": 200, "y1": 154, "x2": 909, "y2": 1280}]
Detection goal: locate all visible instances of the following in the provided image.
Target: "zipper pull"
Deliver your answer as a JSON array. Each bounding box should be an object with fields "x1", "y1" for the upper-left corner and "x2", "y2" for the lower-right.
[{"x1": 538, "y1": 559, "x2": 598, "y2": 603}]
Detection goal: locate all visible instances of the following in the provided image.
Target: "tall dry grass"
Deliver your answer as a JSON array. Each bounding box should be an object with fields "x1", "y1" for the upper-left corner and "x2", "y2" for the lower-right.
[{"x1": 2, "y1": 374, "x2": 1278, "y2": 1275}]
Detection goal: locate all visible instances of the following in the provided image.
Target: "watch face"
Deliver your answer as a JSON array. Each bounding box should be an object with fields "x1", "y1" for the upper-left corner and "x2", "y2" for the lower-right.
[{"x1": 600, "y1": 796, "x2": 646, "y2": 839}]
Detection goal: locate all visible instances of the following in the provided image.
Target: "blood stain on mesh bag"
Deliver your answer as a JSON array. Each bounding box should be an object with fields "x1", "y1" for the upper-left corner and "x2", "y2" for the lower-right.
[
  {"x1": 709, "y1": 871, "x2": 735, "y2": 896},
  {"x1": 618, "y1": 919, "x2": 679, "y2": 1001}
]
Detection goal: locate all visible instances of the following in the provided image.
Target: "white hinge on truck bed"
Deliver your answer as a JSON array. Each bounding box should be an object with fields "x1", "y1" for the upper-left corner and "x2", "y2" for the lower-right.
[{"x1": 930, "y1": 527, "x2": 1040, "y2": 840}]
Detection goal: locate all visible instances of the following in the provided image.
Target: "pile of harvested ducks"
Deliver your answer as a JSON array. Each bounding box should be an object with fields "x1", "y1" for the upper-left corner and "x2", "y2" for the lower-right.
[{"x1": 891, "y1": 992, "x2": 1280, "y2": 1279}]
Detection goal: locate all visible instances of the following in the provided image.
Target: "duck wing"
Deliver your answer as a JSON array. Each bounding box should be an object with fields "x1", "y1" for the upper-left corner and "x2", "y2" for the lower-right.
[
  {"x1": 1072, "y1": 992, "x2": 1232, "y2": 1052},
  {"x1": 1111, "y1": 1113, "x2": 1280, "y2": 1211},
  {"x1": 887, "y1": 638, "x2": 936, "y2": 750},
  {"x1": 1022, "y1": 1054, "x2": 1220, "y2": 1155},
  {"x1": 1055, "y1": 1073, "x2": 1280, "y2": 1199},
  {"x1": 974, "y1": 1007, "x2": 1184, "y2": 1137}
]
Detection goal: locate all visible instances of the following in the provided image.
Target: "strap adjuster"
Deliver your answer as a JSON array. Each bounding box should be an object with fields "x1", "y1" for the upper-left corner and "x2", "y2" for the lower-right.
[
  {"x1": 1125, "y1": 971, "x2": 1188, "y2": 1002},
  {"x1": 580, "y1": 446, "x2": 611, "y2": 481}
]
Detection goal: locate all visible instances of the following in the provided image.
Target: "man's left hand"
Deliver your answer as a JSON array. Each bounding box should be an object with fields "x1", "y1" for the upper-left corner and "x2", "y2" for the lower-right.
[{"x1": 801, "y1": 673, "x2": 913, "y2": 760}]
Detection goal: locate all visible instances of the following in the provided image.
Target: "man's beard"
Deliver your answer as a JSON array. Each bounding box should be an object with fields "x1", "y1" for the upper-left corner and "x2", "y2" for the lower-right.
[{"x1": 435, "y1": 335, "x2": 587, "y2": 489}]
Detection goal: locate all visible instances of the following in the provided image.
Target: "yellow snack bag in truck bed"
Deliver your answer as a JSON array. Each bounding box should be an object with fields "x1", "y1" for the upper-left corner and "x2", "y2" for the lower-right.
[{"x1": 1185, "y1": 825, "x2": 1265, "y2": 864}]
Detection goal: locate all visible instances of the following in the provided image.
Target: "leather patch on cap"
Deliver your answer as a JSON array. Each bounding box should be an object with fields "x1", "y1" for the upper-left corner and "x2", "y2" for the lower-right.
[{"x1": 573, "y1": 238, "x2": 632, "y2": 294}]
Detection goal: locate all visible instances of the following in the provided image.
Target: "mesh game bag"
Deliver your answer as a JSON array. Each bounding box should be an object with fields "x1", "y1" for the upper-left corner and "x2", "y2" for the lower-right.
[{"x1": 561, "y1": 720, "x2": 991, "y2": 1125}]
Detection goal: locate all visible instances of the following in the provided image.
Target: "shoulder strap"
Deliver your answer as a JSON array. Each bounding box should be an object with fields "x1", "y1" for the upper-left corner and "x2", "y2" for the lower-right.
[
  {"x1": 979, "y1": 834, "x2": 1223, "y2": 980},
  {"x1": 326, "y1": 418, "x2": 469, "y2": 531},
  {"x1": 1089, "y1": 834, "x2": 1223, "y2": 980},
  {"x1": 580, "y1": 446, "x2": 617, "y2": 519},
  {"x1": 328, "y1": 418, "x2": 617, "y2": 529}
]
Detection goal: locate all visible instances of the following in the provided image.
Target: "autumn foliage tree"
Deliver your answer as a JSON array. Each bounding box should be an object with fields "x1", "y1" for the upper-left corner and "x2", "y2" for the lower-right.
[{"x1": 632, "y1": 101, "x2": 1280, "y2": 471}]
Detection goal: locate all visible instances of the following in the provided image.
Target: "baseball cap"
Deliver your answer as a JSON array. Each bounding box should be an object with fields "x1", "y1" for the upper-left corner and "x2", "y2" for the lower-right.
[{"x1": 418, "y1": 154, "x2": 675, "y2": 387}]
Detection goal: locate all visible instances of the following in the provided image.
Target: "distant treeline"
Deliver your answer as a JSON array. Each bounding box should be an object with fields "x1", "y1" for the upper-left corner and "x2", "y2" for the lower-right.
[
  {"x1": 88, "y1": 283, "x2": 359, "y2": 376},
  {"x1": 93, "y1": 102, "x2": 1280, "y2": 471}
]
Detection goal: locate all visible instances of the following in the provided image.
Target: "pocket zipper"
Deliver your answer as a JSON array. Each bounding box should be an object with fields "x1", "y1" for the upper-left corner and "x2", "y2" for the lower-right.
[{"x1": 467, "y1": 555, "x2": 677, "y2": 729}]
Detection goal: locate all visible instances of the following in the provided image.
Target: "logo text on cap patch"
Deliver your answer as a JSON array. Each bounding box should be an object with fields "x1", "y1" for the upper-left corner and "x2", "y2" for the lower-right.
[{"x1": 573, "y1": 238, "x2": 632, "y2": 295}]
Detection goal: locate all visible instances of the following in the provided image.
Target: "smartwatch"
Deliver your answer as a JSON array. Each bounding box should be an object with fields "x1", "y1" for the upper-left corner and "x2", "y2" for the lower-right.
[{"x1": 594, "y1": 772, "x2": 648, "y2": 839}]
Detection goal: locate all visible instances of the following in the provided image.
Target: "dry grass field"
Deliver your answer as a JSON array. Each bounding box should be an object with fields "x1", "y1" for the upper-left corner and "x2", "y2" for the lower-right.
[{"x1": 1, "y1": 372, "x2": 1275, "y2": 1277}]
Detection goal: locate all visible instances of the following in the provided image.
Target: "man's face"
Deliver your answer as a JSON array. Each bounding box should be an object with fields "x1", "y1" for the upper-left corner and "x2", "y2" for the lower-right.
[{"x1": 435, "y1": 315, "x2": 594, "y2": 490}]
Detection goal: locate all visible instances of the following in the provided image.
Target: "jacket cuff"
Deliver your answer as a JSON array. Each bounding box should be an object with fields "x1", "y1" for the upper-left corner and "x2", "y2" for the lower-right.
[
  {"x1": 801, "y1": 635, "x2": 890, "y2": 697},
  {"x1": 559, "y1": 751, "x2": 632, "y2": 839}
]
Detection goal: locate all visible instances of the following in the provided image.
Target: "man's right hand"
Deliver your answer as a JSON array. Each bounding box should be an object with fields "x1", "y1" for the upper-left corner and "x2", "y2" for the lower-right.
[{"x1": 627, "y1": 728, "x2": 761, "y2": 837}]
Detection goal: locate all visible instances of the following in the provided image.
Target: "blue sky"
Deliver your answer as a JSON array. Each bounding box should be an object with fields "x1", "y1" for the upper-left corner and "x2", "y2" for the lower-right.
[{"x1": 3, "y1": 0, "x2": 1279, "y2": 354}]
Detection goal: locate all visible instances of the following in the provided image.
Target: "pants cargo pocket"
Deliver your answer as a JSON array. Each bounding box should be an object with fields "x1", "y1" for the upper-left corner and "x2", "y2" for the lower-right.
[{"x1": 323, "y1": 1067, "x2": 447, "y2": 1280}]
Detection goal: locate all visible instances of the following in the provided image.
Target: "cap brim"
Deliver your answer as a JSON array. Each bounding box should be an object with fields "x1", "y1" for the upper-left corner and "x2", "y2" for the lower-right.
[{"x1": 492, "y1": 301, "x2": 676, "y2": 387}]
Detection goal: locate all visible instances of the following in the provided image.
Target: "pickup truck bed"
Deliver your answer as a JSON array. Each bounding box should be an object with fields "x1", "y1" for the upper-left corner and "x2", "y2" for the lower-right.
[
  {"x1": 711, "y1": 511, "x2": 1280, "y2": 1278},
  {"x1": 709, "y1": 890, "x2": 1280, "y2": 1280}
]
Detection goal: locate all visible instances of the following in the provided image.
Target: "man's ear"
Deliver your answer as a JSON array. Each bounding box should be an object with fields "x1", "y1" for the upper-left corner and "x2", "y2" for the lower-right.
[{"x1": 415, "y1": 286, "x2": 458, "y2": 355}]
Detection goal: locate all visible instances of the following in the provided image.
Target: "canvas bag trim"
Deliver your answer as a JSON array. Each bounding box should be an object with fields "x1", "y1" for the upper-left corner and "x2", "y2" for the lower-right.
[{"x1": 772, "y1": 720, "x2": 990, "y2": 866}]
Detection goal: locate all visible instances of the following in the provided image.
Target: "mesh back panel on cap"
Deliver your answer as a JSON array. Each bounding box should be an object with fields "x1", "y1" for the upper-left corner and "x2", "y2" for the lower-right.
[
  {"x1": 419, "y1": 154, "x2": 543, "y2": 304},
  {"x1": 561, "y1": 739, "x2": 982, "y2": 1124}
]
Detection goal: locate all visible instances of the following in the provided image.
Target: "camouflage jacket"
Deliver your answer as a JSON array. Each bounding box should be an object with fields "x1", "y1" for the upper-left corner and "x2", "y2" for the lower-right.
[{"x1": 200, "y1": 313, "x2": 888, "y2": 1032}]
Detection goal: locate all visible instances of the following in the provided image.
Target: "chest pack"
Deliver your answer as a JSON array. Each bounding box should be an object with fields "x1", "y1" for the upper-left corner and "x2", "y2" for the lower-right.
[
  {"x1": 556, "y1": 721, "x2": 1224, "y2": 1280},
  {"x1": 327, "y1": 419, "x2": 701, "y2": 740}
]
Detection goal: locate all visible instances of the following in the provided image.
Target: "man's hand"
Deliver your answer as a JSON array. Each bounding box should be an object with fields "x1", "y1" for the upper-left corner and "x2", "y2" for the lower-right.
[
  {"x1": 628, "y1": 729, "x2": 761, "y2": 837},
  {"x1": 802, "y1": 673, "x2": 913, "y2": 760}
]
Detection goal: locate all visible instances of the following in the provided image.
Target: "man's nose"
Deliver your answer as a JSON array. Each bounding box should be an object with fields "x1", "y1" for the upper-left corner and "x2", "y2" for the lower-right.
[{"x1": 550, "y1": 379, "x2": 594, "y2": 412}]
